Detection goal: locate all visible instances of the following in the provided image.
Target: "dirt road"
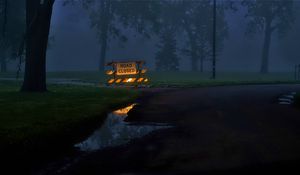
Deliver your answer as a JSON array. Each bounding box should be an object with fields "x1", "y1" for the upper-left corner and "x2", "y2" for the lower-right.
[{"x1": 62, "y1": 84, "x2": 300, "y2": 174}]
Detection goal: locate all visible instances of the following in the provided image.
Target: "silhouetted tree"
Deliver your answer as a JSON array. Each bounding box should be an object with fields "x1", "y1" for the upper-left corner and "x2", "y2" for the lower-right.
[
  {"x1": 80, "y1": 0, "x2": 160, "y2": 71},
  {"x1": 154, "y1": 0, "x2": 184, "y2": 71},
  {"x1": 242, "y1": 0, "x2": 295, "y2": 74},
  {"x1": 0, "y1": 0, "x2": 7, "y2": 72},
  {"x1": 21, "y1": 0, "x2": 55, "y2": 92},
  {"x1": 181, "y1": 1, "x2": 212, "y2": 72},
  {"x1": 279, "y1": 3, "x2": 300, "y2": 62},
  {"x1": 181, "y1": 0, "x2": 229, "y2": 72},
  {"x1": 155, "y1": 28, "x2": 180, "y2": 71},
  {"x1": 176, "y1": 0, "x2": 232, "y2": 72},
  {"x1": 0, "y1": 0, "x2": 25, "y2": 73}
]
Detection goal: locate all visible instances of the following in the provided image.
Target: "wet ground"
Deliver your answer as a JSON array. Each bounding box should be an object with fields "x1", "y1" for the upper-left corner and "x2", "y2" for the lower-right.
[
  {"x1": 74, "y1": 104, "x2": 172, "y2": 152},
  {"x1": 32, "y1": 104, "x2": 172, "y2": 175},
  {"x1": 31, "y1": 84, "x2": 300, "y2": 175},
  {"x1": 5, "y1": 84, "x2": 300, "y2": 174}
]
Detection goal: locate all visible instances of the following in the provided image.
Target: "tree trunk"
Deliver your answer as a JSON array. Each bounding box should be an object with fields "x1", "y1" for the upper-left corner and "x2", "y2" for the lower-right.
[
  {"x1": 21, "y1": 0, "x2": 54, "y2": 92},
  {"x1": 260, "y1": 19, "x2": 272, "y2": 74},
  {"x1": 0, "y1": 57, "x2": 7, "y2": 73}
]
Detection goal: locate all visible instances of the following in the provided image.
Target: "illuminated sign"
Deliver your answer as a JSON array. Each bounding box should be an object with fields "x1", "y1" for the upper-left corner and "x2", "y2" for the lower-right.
[
  {"x1": 105, "y1": 60, "x2": 149, "y2": 86},
  {"x1": 116, "y1": 62, "x2": 137, "y2": 76}
]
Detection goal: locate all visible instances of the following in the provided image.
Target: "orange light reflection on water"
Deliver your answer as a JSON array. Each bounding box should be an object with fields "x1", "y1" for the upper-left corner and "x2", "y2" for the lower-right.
[{"x1": 113, "y1": 104, "x2": 136, "y2": 116}]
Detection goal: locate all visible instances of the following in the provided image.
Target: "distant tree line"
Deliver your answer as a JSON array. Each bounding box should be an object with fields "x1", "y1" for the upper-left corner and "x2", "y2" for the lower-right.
[
  {"x1": 0, "y1": 0, "x2": 296, "y2": 91},
  {"x1": 79, "y1": 0, "x2": 231, "y2": 72}
]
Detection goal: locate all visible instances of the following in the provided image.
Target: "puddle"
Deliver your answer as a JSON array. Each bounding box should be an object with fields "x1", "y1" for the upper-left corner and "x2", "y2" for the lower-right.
[{"x1": 74, "y1": 104, "x2": 172, "y2": 152}]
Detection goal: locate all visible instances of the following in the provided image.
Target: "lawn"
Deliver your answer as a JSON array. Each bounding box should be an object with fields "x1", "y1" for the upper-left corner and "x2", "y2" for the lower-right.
[
  {"x1": 1, "y1": 71, "x2": 298, "y2": 87},
  {"x1": 0, "y1": 81, "x2": 139, "y2": 153},
  {"x1": 48, "y1": 71, "x2": 299, "y2": 87}
]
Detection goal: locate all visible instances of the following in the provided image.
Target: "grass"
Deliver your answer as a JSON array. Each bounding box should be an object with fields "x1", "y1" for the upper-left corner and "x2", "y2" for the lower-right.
[
  {"x1": 0, "y1": 81, "x2": 139, "y2": 153},
  {"x1": 2, "y1": 71, "x2": 299, "y2": 87},
  {"x1": 47, "y1": 71, "x2": 300, "y2": 87},
  {"x1": 48, "y1": 71, "x2": 300, "y2": 87}
]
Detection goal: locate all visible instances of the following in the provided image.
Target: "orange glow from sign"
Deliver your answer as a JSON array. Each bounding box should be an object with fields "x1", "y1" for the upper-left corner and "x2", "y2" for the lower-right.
[
  {"x1": 108, "y1": 79, "x2": 115, "y2": 84},
  {"x1": 137, "y1": 78, "x2": 144, "y2": 82},
  {"x1": 141, "y1": 69, "x2": 147, "y2": 74},
  {"x1": 122, "y1": 78, "x2": 136, "y2": 83},
  {"x1": 115, "y1": 79, "x2": 122, "y2": 83},
  {"x1": 113, "y1": 104, "x2": 136, "y2": 116},
  {"x1": 106, "y1": 70, "x2": 114, "y2": 75}
]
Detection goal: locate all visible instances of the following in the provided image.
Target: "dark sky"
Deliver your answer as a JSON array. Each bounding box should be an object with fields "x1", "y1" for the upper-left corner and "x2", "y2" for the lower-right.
[{"x1": 46, "y1": 1, "x2": 299, "y2": 72}]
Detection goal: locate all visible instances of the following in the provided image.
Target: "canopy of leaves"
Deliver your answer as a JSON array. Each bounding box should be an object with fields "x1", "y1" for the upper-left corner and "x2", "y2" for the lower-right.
[
  {"x1": 155, "y1": 29, "x2": 180, "y2": 71},
  {"x1": 181, "y1": 0, "x2": 229, "y2": 60},
  {"x1": 242, "y1": 0, "x2": 295, "y2": 37},
  {"x1": 75, "y1": 0, "x2": 160, "y2": 44}
]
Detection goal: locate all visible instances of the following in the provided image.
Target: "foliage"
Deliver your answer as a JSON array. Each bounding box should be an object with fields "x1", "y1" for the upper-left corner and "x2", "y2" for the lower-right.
[
  {"x1": 179, "y1": 0, "x2": 229, "y2": 71},
  {"x1": 279, "y1": 2, "x2": 300, "y2": 62},
  {"x1": 155, "y1": 29, "x2": 180, "y2": 71},
  {"x1": 0, "y1": 0, "x2": 25, "y2": 68},
  {"x1": 242, "y1": 0, "x2": 295, "y2": 37},
  {"x1": 242, "y1": 0, "x2": 295, "y2": 73},
  {"x1": 154, "y1": 0, "x2": 184, "y2": 71},
  {"x1": 65, "y1": 0, "x2": 160, "y2": 70},
  {"x1": 83, "y1": 0, "x2": 160, "y2": 42}
]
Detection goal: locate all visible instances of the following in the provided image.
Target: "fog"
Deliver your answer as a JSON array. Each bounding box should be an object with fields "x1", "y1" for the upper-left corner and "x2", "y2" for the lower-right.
[{"x1": 42, "y1": 1, "x2": 299, "y2": 72}]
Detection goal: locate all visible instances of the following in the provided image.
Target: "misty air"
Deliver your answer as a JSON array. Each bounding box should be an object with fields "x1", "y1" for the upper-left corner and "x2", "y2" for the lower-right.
[{"x1": 0, "y1": 0, "x2": 300, "y2": 174}]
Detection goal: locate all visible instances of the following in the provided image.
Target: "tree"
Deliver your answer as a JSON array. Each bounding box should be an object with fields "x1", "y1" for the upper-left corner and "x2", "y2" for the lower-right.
[
  {"x1": 279, "y1": 3, "x2": 300, "y2": 62},
  {"x1": 181, "y1": 0, "x2": 229, "y2": 72},
  {"x1": 0, "y1": 0, "x2": 25, "y2": 73},
  {"x1": 80, "y1": 0, "x2": 160, "y2": 71},
  {"x1": 0, "y1": 0, "x2": 8, "y2": 72},
  {"x1": 242, "y1": 0, "x2": 295, "y2": 74},
  {"x1": 181, "y1": 0, "x2": 212, "y2": 72},
  {"x1": 21, "y1": 0, "x2": 55, "y2": 92},
  {"x1": 153, "y1": 0, "x2": 184, "y2": 71},
  {"x1": 155, "y1": 28, "x2": 180, "y2": 71}
]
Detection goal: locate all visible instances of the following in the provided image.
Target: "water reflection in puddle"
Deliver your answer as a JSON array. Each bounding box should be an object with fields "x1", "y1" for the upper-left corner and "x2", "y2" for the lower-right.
[{"x1": 74, "y1": 104, "x2": 172, "y2": 152}]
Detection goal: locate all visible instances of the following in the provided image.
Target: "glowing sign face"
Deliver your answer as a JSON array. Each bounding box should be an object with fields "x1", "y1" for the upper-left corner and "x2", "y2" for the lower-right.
[{"x1": 115, "y1": 62, "x2": 137, "y2": 75}]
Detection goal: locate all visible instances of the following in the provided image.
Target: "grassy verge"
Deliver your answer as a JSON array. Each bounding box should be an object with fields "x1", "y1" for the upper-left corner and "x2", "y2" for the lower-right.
[
  {"x1": 1, "y1": 71, "x2": 299, "y2": 87},
  {"x1": 45, "y1": 71, "x2": 300, "y2": 87},
  {"x1": 0, "y1": 81, "x2": 139, "y2": 153}
]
